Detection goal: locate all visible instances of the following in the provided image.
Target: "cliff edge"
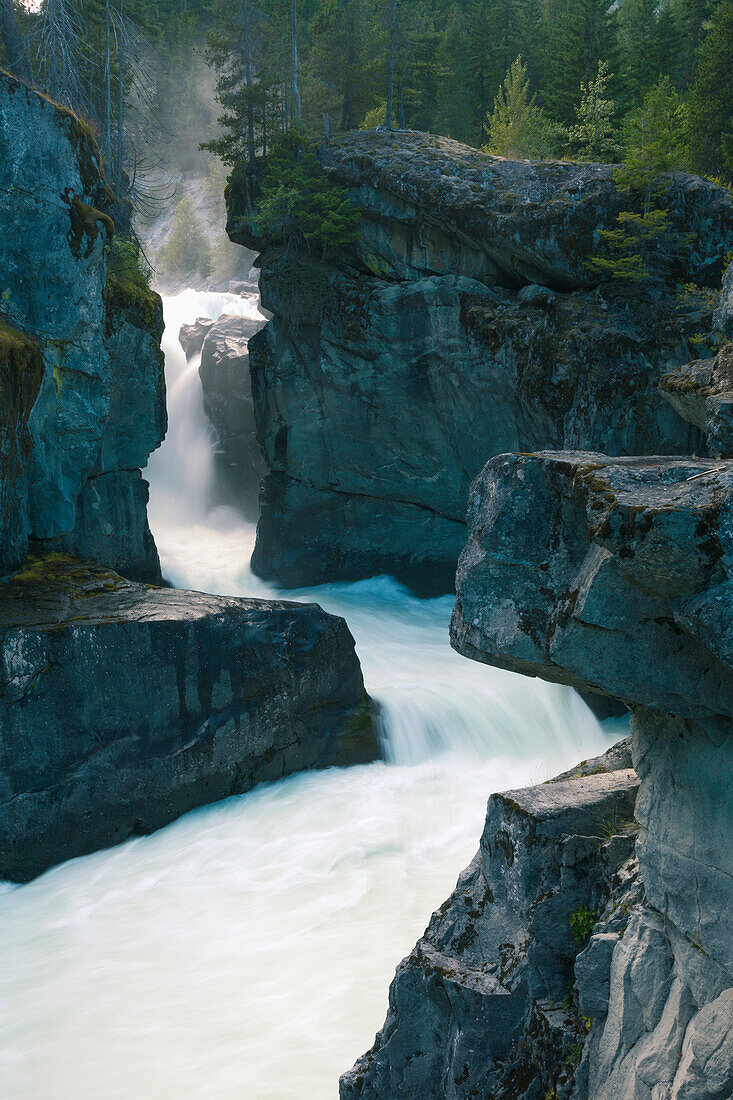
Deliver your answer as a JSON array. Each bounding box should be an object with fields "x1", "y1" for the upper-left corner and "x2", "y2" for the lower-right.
[
  {"x1": 228, "y1": 131, "x2": 733, "y2": 594},
  {"x1": 343, "y1": 453, "x2": 733, "y2": 1098},
  {"x1": 0, "y1": 71, "x2": 165, "y2": 581}
]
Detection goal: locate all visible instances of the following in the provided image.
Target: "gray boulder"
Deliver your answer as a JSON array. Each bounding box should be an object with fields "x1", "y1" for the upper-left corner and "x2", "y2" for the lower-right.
[
  {"x1": 199, "y1": 313, "x2": 268, "y2": 516},
  {"x1": 179, "y1": 316, "x2": 214, "y2": 359},
  {"x1": 0, "y1": 553, "x2": 378, "y2": 882}
]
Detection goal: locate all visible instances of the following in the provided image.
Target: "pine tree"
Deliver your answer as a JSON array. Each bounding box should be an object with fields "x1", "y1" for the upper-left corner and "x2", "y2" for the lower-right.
[
  {"x1": 617, "y1": 0, "x2": 659, "y2": 110},
  {"x1": 687, "y1": 0, "x2": 733, "y2": 179},
  {"x1": 157, "y1": 195, "x2": 213, "y2": 278},
  {"x1": 621, "y1": 75, "x2": 689, "y2": 185},
  {"x1": 569, "y1": 59, "x2": 620, "y2": 161},
  {"x1": 484, "y1": 56, "x2": 561, "y2": 159}
]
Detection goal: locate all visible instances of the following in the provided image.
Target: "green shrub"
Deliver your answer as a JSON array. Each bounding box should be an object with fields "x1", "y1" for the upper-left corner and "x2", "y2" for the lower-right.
[
  {"x1": 252, "y1": 126, "x2": 360, "y2": 254},
  {"x1": 104, "y1": 237, "x2": 157, "y2": 322},
  {"x1": 569, "y1": 905, "x2": 596, "y2": 944}
]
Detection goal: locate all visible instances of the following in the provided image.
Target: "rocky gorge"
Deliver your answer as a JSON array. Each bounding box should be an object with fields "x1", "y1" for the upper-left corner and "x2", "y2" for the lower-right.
[
  {"x1": 0, "y1": 72, "x2": 377, "y2": 882},
  {"x1": 229, "y1": 130, "x2": 733, "y2": 595},
  {"x1": 2, "y1": 67, "x2": 732, "y2": 1100},
  {"x1": 341, "y1": 452, "x2": 733, "y2": 1098}
]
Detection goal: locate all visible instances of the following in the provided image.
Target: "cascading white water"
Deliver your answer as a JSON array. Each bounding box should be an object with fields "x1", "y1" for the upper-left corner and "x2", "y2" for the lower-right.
[{"x1": 0, "y1": 290, "x2": 625, "y2": 1099}]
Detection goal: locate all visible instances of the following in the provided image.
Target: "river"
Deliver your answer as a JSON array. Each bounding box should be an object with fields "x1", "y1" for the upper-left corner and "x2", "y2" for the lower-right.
[{"x1": 0, "y1": 289, "x2": 622, "y2": 1098}]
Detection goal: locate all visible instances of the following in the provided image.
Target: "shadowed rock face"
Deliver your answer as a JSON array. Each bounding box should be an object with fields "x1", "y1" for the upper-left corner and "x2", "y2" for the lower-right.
[
  {"x1": 344, "y1": 453, "x2": 733, "y2": 1098},
  {"x1": 0, "y1": 554, "x2": 378, "y2": 882},
  {"x1": 660, "y1": 341, "x2": 733, "y2": 458},
  {"x1": 341, "y1": 746, "x2": 640, "y2": 1099},
  {"x1": 228, "y1": 131, "x2": 733, "y2": 594},
  {"x1": 450, "y1": 452, "x2": 733, "y2": 968},
  {"x1": 451, "y1": 452, "x2": 733, "y2": 728},
  {"x1": 0, "y1": 73, "x2": 166, "y2": 582},
  {"x1": 198, "y1": 313, "x2": 268, "y2": 517}
]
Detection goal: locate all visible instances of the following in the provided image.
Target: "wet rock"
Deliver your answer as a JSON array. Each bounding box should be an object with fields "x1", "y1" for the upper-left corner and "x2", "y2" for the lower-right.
[
  {"x1": 450, "y1": 452, "x2": 733, "y2": 726},
  {"x1": 198, "y1": 313, "x2": 268, "y2": 515},
  {"x1": 0, "y1": 554, "x2": 378, "y2": 882},
  {"x1": 179, "y1": 316, "x2": 214, "y2": 359},
  {"x1": 442, "y1": 448, "x2": 733, "y2": 1098}
]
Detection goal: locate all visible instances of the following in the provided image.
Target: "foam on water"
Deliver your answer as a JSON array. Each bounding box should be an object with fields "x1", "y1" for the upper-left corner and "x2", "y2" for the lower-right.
[{"x1": 0, "y1": 290, "x2": 623, "y2": 1099}]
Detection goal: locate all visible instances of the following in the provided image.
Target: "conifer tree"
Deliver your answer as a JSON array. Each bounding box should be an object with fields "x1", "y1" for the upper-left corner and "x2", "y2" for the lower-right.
[
  {"x1": 569, "y1": 59, "x2": 620, "y2": 161},
  {"x1": 687, "y1": 0, "x2": 733, "y2": 178},
  {"x1": 484, "y1": 56, "x2": 560, "y2": 159}
]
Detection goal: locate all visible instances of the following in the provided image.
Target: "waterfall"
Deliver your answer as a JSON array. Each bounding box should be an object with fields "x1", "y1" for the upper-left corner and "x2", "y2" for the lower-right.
[{"x1": 0, "y1": 289, "x2": 624, "y2": 1100}]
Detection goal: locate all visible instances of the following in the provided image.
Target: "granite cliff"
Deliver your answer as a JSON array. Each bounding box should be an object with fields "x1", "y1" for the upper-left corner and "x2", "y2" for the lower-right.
[
  {"x1": 228, "y1": 131, "x2": 733, "y2": 594},
  {"x1": 343, "y1": 453, "x2": 733, "y2": 1098},
  {"x1": 0, "y1": 74, "x2": 377, "y2": 881}
]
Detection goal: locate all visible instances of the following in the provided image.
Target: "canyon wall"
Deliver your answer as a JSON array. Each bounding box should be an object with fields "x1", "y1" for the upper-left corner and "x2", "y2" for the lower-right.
[
  {"x1": 0, "y1": 73, "x2": 166, "y2": 582},
  {"x1": 343, "y1": 452, "x2": 733, "y2": 1098},
  {"x1": 0, "y1": 74, "x2": 377, "y2": 881},
  {"x1": 229, "y1": 131, "x2": 733, "y2": 594}
]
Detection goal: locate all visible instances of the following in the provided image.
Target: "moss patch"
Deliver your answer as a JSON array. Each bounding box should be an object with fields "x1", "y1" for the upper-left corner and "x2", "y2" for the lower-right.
[{"x1": 0, "y1": 319, "x2": 45, "y2": 415}]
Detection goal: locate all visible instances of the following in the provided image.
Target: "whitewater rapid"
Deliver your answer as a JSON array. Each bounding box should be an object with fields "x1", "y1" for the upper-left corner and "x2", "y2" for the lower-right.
[{"x1": 0, "y1": 290, "x2": 623, "y2": 1099}]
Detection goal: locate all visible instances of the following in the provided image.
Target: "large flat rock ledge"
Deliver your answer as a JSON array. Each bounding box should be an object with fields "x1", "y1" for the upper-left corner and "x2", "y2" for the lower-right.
[{"x1": 0, "y1": 554, "x2": 378, "y2": 881}]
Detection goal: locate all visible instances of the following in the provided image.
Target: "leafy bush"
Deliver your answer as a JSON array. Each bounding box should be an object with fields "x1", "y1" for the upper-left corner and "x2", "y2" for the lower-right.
[
  {"x1": 252, "y1": 127, "x2": 360, "y2": 253},
  {"x1": 359, "y1": 103, "x2": 397, "y2": 129},
  {"x1": 569, "y1": 905, "x2": 596, "y2": 945}
]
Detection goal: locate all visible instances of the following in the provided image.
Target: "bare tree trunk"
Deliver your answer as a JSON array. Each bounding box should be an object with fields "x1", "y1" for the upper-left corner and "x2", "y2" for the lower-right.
[
  {"x1": 48, "y1": 0, "x2": 59, "y2": 98},
  {"x1": 385, "y1": 0, "x2": 397, "y2": 129},
  {"x1": 1, "y1": 0, "x2": 31, "y2": 84},
  {"x1": 243, "y1": 0, "x2": 255, "y2": 163},
  {"x1": 104, "y1": 0, "x2": 112, "y2": 167},
  {"x1": 291, "y1": 0, "x2": 301, "y2": 122},
  {"x1": 116, "y1": 0, "x2": 124, "y2": 187}
]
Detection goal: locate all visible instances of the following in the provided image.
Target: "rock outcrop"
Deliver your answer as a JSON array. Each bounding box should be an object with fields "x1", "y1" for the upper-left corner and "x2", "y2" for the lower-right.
[
  {"x1": 342, "y1": 745, "x2": 640, "y2": 1099},
  {"x1": 179, "y1": 316, "x2": 214, "y2": 359},
  {"x1": 198, "y1": 312, "x2": 268, "y2": 515},
  {"x1": 0, "y1": 72, "x2": 166, "y2": 582},
  {"x1": 228, "y1": 131, "x2": 733, "y2": 593},
  {"x1": 0, "y1": 553, "x2": 378, "y2": 882},
  {"x1": 343, "y1": 452, "x2": 732, "y2": 1098},
  {"x1": 660, "y1": 341, "x2": 733, "y2": 459}
]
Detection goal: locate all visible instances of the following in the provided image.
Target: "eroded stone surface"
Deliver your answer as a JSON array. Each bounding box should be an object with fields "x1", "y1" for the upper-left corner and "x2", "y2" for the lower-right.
[
  {"x1": 0, "y1": 73, "x2": 166, "y2": 581},
  {"x1": 341, "y1": 751, "x2": 639, "y2": 1099},
  {"x1": 198, "y1": 312, "x2": 267, "y2": 516},
  {"x1": 0, "y1": 554, "x2": 378, "y2": 881},
  {"x1": 660, "y1": 342, "x2": 733, "y2": 458},
  {"x1": 228, "y1": 131, "x2": 733, "y2": 592}
]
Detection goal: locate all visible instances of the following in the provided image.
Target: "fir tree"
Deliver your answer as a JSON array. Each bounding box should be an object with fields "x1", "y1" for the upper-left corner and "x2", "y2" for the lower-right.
[
  {"x1": 687, "y1": 0, "x2": 733, "y2": 179},
  {"x1": 484, "y1": 56, "x2": 561, "y2": 159},
  {"x1": 569, "y1": 59, "x2": 620, "y2": 161}
]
